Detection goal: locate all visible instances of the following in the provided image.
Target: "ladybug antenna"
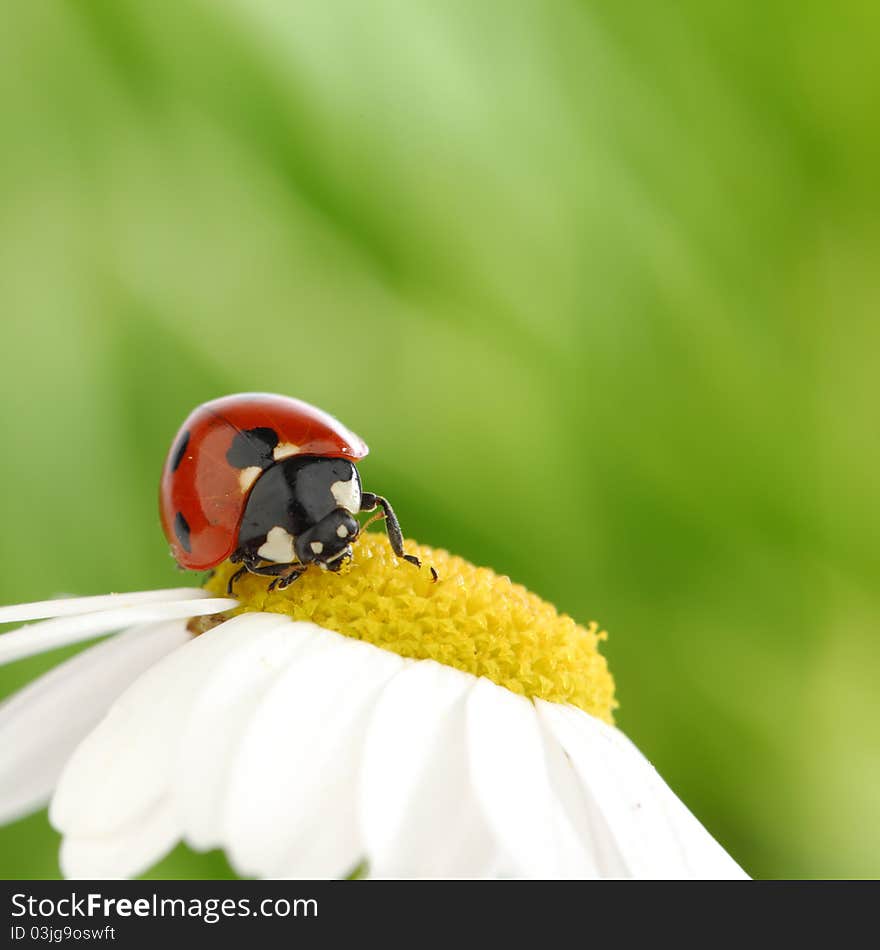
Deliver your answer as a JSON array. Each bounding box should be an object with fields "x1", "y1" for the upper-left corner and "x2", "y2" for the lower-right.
[{"x1": 360, "y1": 510, "x2": 386, "y2": 532}]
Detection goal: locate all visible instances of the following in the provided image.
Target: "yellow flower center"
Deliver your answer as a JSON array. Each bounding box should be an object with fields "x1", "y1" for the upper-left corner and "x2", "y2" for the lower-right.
[{"x1": 203, "y1": 533, "x2": 616, "y2": 722}]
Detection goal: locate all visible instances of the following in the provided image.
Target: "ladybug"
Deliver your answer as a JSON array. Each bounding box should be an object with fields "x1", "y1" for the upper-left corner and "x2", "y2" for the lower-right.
[{"x1": 160, "y1": 393, "x2": 424, "y2": 594}]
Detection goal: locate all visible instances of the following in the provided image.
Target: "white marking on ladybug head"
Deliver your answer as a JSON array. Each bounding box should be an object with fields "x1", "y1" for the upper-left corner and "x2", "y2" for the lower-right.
[
  {"x1": 337, "y1": 523, "x2": 348, "y2": 538},
  {"x1": 330, "y1": 476, "x2": 361, "y2": 514},
  {"x1": 310, "y1": 540, "x2": 324, "y2": 555},
  {"x1": 326, "y1": 545, "x2": 352, "y2": 564},
  {"x1": 273, "y1": 442, "x2": 301, "y2": 461},
  {"x1": 238, "y1": 466, "x2": 262, "y2": 493},
  {"x1": 257, "y1": 526, "x2": 296, "y2": 564}
]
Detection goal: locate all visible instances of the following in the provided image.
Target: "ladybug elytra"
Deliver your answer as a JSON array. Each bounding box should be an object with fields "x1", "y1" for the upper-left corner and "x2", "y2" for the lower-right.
[{"x1": 159, "y1": 393, "x2": 423, "y2": 593}]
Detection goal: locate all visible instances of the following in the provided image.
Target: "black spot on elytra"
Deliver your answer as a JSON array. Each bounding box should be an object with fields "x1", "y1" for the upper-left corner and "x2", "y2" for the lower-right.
[
  {"x1": 170, "y1": 431, "x2": 190, "y2": 472},
  {"x1": 174, "y1": 511, "x2": 192, "y2": 552},
  {"x1": 226, "y1": 427, "x2": 279, "y2": 470}
]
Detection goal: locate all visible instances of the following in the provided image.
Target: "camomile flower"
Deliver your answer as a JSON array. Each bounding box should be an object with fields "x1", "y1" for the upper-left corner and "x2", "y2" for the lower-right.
[{"x1": 0, "y1": 533, "x2": 747, "y2": 879}]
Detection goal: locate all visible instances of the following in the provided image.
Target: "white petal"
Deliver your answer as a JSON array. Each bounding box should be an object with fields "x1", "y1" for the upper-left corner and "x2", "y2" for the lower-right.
[
  {"x1": 174, "y1": 617, "x2": 323, "y2": 851},
  {"x1": 359, "y1": 661, "x2": 498, "y2": 879},
  {"x1": 60, "y1": 800, "x2": 180, "y2": 880},
  {"x1": 537, "y1": 701, "x2": 678, "y2": 878},
  {"x1": 0, "y1": 588, "x2": 213, "y2": 625},
  {"x1": 536, "y1": 701, "x2": 747, "y2": 879},
  {"x1": 466, "y1": 679, "x2": 581, "y2": 878},
  {"x1": 0, "y1": 620, "x2": 191, "y2": 824},
  {"x1": 601, "y1": 725, "x2": 748, "y2": 879},
  {"x1": 49, "y1": 612, "x2": 284, "y2": 839},
  {"x1": 222, "y1": 631, "x2": 406, "y2": 879},
  {"x1": 0, "y1": 597, "x2": 236, "y2": 666},
  {"x1": 537, "y1": 714, "x2": 617, "y2": 878}
]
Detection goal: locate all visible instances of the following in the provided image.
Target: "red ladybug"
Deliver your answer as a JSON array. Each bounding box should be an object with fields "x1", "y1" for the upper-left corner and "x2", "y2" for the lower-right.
[{"x1": 160, "y1": 393, "x2": 423, "y2": 593}]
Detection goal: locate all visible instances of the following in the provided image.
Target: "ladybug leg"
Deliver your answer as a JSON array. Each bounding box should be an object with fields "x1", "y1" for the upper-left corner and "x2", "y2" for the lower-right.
[
  {"x1": 227, "y1": 551, "x2": 304, "y2": 594},
  {"x1": 227, "y1": 548, "x2": 261, "y2": 594},
  {"x1": 242, "y1": 559, "x2": 307, "y2": 591},
  {"x1": 243, "y1": 559, "x2": 301, "y2": 577},
  {"x1": 360, "y1": 492, "x2": 423, "y2": 571},
  {"x1": 268, "y1": 567, "x2": 306, "y2": 592},
  {"x1": 227, "y1": 565, "x2": 249, "y2": 595}
]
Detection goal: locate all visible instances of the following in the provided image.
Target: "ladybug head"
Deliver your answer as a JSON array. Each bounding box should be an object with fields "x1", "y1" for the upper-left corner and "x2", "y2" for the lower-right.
[{"x1": 294, "y1": 508, "x2": 361, "y2": 572}]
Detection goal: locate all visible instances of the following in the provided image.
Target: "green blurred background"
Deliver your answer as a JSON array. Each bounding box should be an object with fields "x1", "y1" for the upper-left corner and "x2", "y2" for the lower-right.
[{"x1": 1, "y1": 0, "x2": 879, "y2": 880}]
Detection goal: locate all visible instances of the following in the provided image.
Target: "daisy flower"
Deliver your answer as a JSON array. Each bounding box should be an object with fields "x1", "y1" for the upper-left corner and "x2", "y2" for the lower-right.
[{"x1": 0, "y1": 533, "x2": 747, "y2": 879}]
